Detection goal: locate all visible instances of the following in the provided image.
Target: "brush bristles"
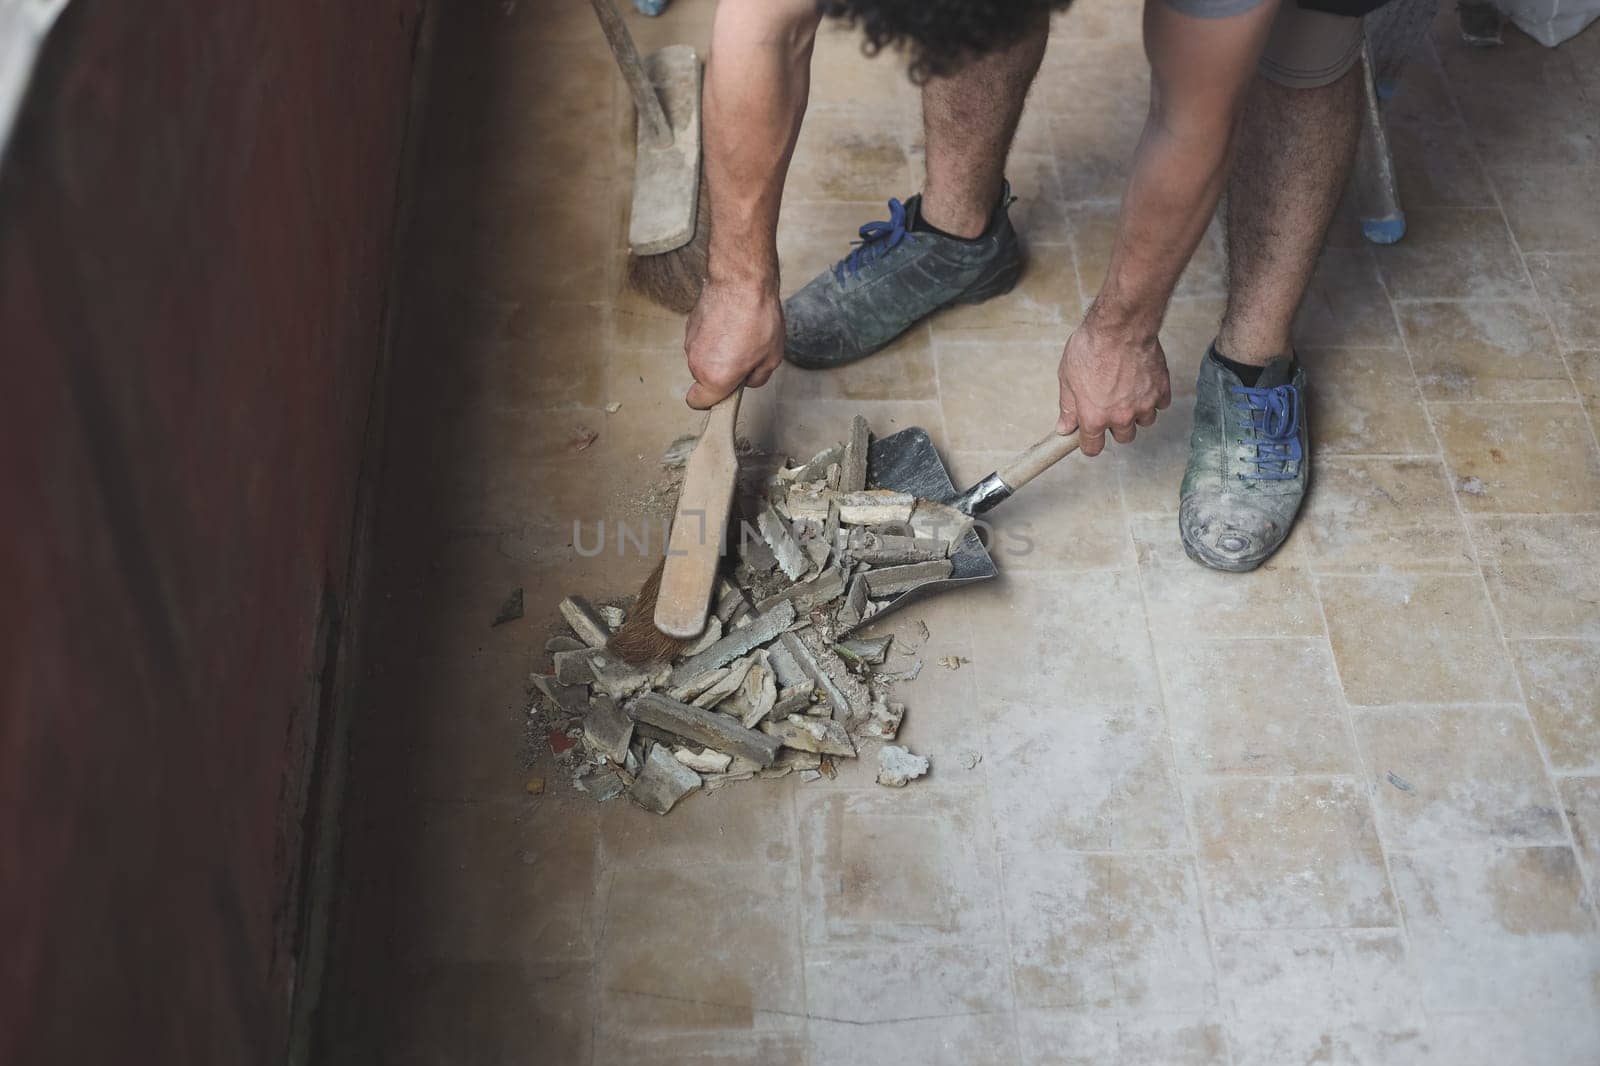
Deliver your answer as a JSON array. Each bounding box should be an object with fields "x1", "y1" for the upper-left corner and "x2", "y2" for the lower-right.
[
  {"x1": 625, "y1": 181, "x2": 710, "y2": 315},
  {"x1": 608, "y1": 560, "x2": 694, "y2": 665}
]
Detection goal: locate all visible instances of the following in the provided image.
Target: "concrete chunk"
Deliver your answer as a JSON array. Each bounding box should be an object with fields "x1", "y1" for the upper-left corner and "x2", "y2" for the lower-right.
[
  {"x1": 629, "y1": 693, "x2": 783, "y2": 766},
  {"x1": 757, "y1": 504, "x2": 810, "y2": 581},
  {"x1": 630, "y1": 745, "x2": 701, "y2": 814},
  {"x1": 877, "y1": 745, "x2": 929, "y2": 787},
  {"x1": 583, "y1": 695, "x2": 634, "y2": 762},
  {"x1": 559, "y1": 595, "x2": 612, "y2": 648},
  {"x1": 840, "y1": 415, "x2": 869, "y2": 493},
  {"x1": 862, "y1": 559, "x2": 953, "y2": 597},
  {"x1": 761, "y1": 714, "x2": 857, "y2": 757},
  {"x1": 668, "y1": 600, "x2": 796, "y2": 687},
  {"x1": 835, "y1": 490, "x2": 914, "y2": 526},
  {"x1": 860, "y1": 695, "x2": 905, "y2": 741}
]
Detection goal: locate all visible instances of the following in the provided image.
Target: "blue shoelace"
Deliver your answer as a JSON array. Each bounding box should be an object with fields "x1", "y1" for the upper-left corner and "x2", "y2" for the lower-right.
[
  {"x1": 1231, "y1": 383, "x2": 1302, "y2": 481},
  {"x1": 834, "y1": 198, "x2": 917, "y2": 282}
]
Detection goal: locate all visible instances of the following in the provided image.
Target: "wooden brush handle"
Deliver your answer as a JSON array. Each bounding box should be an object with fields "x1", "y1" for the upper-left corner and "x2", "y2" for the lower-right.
[
  {"x1": 997, "y1": 429, "x2": 1081, "y2": 491},
  {"x1": 655, "y1": 388, "x2": 743, "y2": 638},
  {"x1": 588, "y1": 0, "x2": 673, "y2": 148}
]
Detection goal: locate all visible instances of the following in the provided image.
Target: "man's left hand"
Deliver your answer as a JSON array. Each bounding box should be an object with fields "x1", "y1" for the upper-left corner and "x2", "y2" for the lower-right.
[{"x1": 1056, "y1": 319, "x2": 1173, "y2": 457}]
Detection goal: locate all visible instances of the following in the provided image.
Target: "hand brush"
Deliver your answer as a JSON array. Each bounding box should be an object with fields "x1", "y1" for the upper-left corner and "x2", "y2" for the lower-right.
[{"x1": 609, "y1": 387, "x2": 743, "y2": 663}]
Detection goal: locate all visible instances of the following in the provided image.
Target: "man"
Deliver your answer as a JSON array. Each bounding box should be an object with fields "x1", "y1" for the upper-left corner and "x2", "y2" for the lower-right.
[{"x1": 683, "y1": 0, "x2": 1375, "y2": 571}]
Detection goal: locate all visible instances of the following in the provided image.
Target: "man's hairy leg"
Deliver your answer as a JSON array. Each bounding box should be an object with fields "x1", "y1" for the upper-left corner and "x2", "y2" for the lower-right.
[
  {"x1": 1216, "y1": 66, "x2": 1362, "y2": 364},
  {"x1": 919, "y1": 12, "x2": 1049, "y2": 238}
]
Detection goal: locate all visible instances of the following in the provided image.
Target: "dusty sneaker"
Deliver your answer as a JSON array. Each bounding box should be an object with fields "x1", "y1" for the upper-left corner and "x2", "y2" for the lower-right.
[
  {"x1": 1179, "y1": 348, "x2": 1309, "y2": 572},
  {"x1": 783, "y1": 186, "x2": 1024, "y2": 369}
]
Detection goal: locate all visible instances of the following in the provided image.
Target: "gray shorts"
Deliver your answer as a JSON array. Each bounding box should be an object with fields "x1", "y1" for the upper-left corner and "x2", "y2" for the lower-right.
[{"x1": 1161, "y1": 0, "x2": 1365, "y2": 88}]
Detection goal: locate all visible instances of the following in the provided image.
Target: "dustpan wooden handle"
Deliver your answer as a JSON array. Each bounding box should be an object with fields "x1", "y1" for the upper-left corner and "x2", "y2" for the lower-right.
[
  {"x1": 998, "y1": 430, "x2": 1080, "y2": 491},
  {"x1": 655, "y1": 387, "x2": 743, "y2": 638},
  {"x1": 589, "y1": 0, "x2": 674, "y2": 148}
]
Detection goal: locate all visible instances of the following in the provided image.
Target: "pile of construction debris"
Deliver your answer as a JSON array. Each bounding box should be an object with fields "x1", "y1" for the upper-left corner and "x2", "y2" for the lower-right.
[{"x1": 528, "y1": 416, "x2": 972, "y2": 813}]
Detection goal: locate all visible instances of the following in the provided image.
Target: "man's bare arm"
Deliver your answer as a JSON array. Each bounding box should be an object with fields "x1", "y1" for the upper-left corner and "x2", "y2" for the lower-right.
[
  {"x1": 1058, "y1": 0, "x2": 1279, "y2": 454},
  {"x1": 684, "y1": 0, "x2": 820, "y2": 409}
]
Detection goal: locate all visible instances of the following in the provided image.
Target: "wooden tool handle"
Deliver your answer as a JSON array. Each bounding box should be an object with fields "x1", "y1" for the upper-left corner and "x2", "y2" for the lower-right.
[
  {"x1": 655, "y1": 388, "x2": 743, "y2": 638},
  {"x1": 997, "y1": 430, "x2": 1081, "y2": 491},
  {"x1": 587, "y1": 0, "x2": 673, "y2": 148}
]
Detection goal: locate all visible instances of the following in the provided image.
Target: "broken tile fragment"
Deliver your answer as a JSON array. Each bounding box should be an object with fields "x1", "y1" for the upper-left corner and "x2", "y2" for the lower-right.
[
  {"x1": 793, "y1": 443, "x2": 844, "y2": 483},
  {"x1": 630, "y1": 745, "x2": 702, "y2": 814},
  {"x1": 692, "y1": 654, "x2": 757, "y2": 709},
  {"x1": 836, "y1": 635, "x2": 893, "y2": 667},
  {"x1": 877, "y1": 745, "x2": 929, "y2": 787},
  {"x1": 786, "y1": 482, "x2": 832, "y2": 524},
  {"x1": 727, "y1": 657, "x2": 778, "y2": 728},
  {"x1": 761, "y1": 714, "x2": 857, "y2": 757},
  {"x1": 758, "y1": 504, "x2": 810, "y2": 581},
  {"x1": 835, "y1": 489, "x2": 915, "y2": 526},
  {"x1": 668, "y1": 600, "x2": 797, "y2": 687},
  {"x1": 767, "y1": 642, "x2": 808, "y2": 688},
  {"x1": 583, "y1": 695, "x2": 634, "y2": 763},
  {"x1": 852, "y1": 532, "x2": 947, "y2": 566},
  {"x1": 553, "y1": 649, "x2": 598, "y2": 686},
  {"x1": 757, "y1": 566, "x2": 845, "y2": 614},
  {"x1": 836, "y1": 574, "x2": 870, "y2": 629},
  {"x1": 771, "y1": 680, "x2": 817, "y2": 719},
  {"x1": 531, "y1": 674, "x2": 588, "y2": 715},
  {"x1": 674, "y1": 747, "x2": 733, "y2": 774},
  {"x1": 661, "y1": 434, "x2": 698, "y2": 467},
  {"x1": 909, "y1": 500, "x2": 974, "y2": 547},
  {"x1": 589, "y1": 653, "x2": 665, "y2": 699},
  {"x1": 840, "y1": 415, "x2": 869, "y2": 493},
  {"x1": 681, "y1": 615, "x2": 723, "y2": 657},
  {"x1": 545, "y1": 635, "x2": 585, "y2": 655},
  {"x1": 559, "y1": 595, "x2": 612, "y2": 647},
  {"x1": 629, "y1": 693, "x2": 783, "y2": 766},
  {"x1": 598, "y1": 605, "x2": 626, "y2": 630},
  {"x1": 491, "y1": 587, "x2": 524, "y2": 627},
  {"x1": 863, "y1": 560, "x2": 954, "y2": 597},
  {"x1": 576, "y1": 766, "x2": 627, "y2": 802}
]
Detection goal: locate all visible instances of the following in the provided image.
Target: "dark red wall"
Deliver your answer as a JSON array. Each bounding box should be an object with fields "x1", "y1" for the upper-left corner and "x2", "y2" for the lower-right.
[{"x1": 0, "y1": 1, "x2": 423, "y2": 1062}]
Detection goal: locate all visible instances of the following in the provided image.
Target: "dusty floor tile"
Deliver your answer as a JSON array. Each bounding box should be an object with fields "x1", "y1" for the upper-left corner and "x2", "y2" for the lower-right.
[
  {"x1": 1422, "y1": 1008, "x2": 1600, "y2": 1066},
  {"x1": 1160, "y1": 297, "x2": 1231, "y2": 392},
  {"x1": 988, "y1": 702, "x2": 1186, "y2": 852},
  {"x1": 1294, "y1": 249, "x2": 1403, "y2": 349},
  {"x1": 948, "y1": 449, "x2": 1132, "y2": 572},
  {"x1": 1018, "y1": 1011, "x2": 1228, "y2": 1065},
  {"x1": 1374, "y1": 207, "x2": 1533, "y2": 302},
  {"x1": 1389, "y1": 846, "x2": 1600, "y2": 1013},
  {"x1": 1386, "y1": 113, "x2": 1495, "y2": 209},
  {"x1": 1215, "y1": 930, "x2": 1428, "y2": 1066},
  {"x1": 1300, "y1": 457, "x2": 1475, "y2": 574},
  {"x1": 1472, "y1": 515, "x2": 1600, "y2": 639},
  {"x1": 805, "y1": 944, "x2": 1018, "y2": 1064},
  {"x1": 1300, "y1": 348, "x2": 1436, "y2": 457},
  {"x1": 1560, "y1": 776, "x2": 1600, "y2": 887},
  {"x1": 1047, "y1": 102, "x2": 1146, "y2": 202},
  {"x1": 1491, "y1": 164, "x2": 1600, "y2": 254},
  {"x1": 777, "y1": 326, "x2": 939, "y2": 402},
  {"x1": 934, "y1": 340, "x2": 1063, "y2": 451},
  {"x1": 1004, "y1": 152, "x2": 1072, "y2": 245},
  {"x1": 1131, "y1": 515, "x2": 1323, "y2": 639},
  {"x1": 1514, "y1": 640, "x2": 1600, "y2": 772},
  {"x1": 961, "y1": 570, "x2": 1162, "y2": 706},
  {"x1": 1005, "y1": 853, "x2": 1216, "y2": 1010},
  {"x1": 1354, "y1": 705, "x2": 1565, "y2": 849},
  {"x1": 767, "y1": 398, "x2": 946, "y2": 461},
  {"x1": 1570, "y1": 350, "x2": 1600, "y2": 411},
  {"x1": 931, "y1": 245, "x2": 1078, "y2": 338},
  {"x1": 1070, "y1": 202, "x2": 1227, "y2": 300},
  {"x1": 1156, "y1": 638, "x2": 1355, "y2": 776},
  {"x1": 797, "y1": 788, "x2": 1004, "y2": 946},
  {"x1": 593, "y1": 1029, "x2": 808, "y2": 1066},
  {"x1": 384, "y1": 960, "x2": 594, "y2": 1066},
  {"x1": 1528, "y1": 254, "x2": 1600, "y2": 350},
  {"x1": 777, "y1": 199, "x2": 895, "y2": 284},
  {"x1": 392, "y1": 799, "x2": 599, "y2": 964},
  {"x1": 597, "y1": 773, "x2": 797, "y2": 869},
  {"x1": 1434, "y1": 404, "x2": 1600, "y2": 514},
  {"x1": 1114, "y1": 402, "x2": 1194, "y2": 516},
  {"x1": 787, "y1": 113, "x2": 912, "y2": 202},
  {"x1": 1397, "y1": 300, "x2": 1573, "y2": 403},
  {"x1": 805, "y1": 32, "x2": 919, "y2": 116},
  {"x1": 599, "y1": 861, "x2": 803, "y2": 1034},
  {"x1": 1319, "y1": 574, "x2": 1519, "y2": 705},
  {"x1": 1190, "y1": 777, "x2": 1395, "y2": 930}
]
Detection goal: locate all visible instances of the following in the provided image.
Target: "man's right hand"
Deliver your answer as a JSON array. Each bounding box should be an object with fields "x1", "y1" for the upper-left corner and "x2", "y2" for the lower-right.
[{"x1": 684, "y1": 282, "x2": 786, "y2": 409}]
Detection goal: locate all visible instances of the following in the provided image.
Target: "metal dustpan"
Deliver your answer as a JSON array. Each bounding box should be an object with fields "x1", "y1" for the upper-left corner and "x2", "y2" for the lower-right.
[{"x1": 859, "y1": 425, "x2": 1081, "y2": 628}]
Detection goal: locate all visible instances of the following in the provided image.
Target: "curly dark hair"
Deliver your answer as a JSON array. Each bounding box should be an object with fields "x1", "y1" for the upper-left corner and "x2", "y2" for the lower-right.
[{"x1": 818, "y1": 0, "x2": 1073, "y2": 83}]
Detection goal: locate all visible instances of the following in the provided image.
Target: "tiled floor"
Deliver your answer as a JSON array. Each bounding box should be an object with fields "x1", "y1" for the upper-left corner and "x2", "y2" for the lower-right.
[{"x1": 318, "y1": 1, "x2": 1600, "y2": 1063}]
